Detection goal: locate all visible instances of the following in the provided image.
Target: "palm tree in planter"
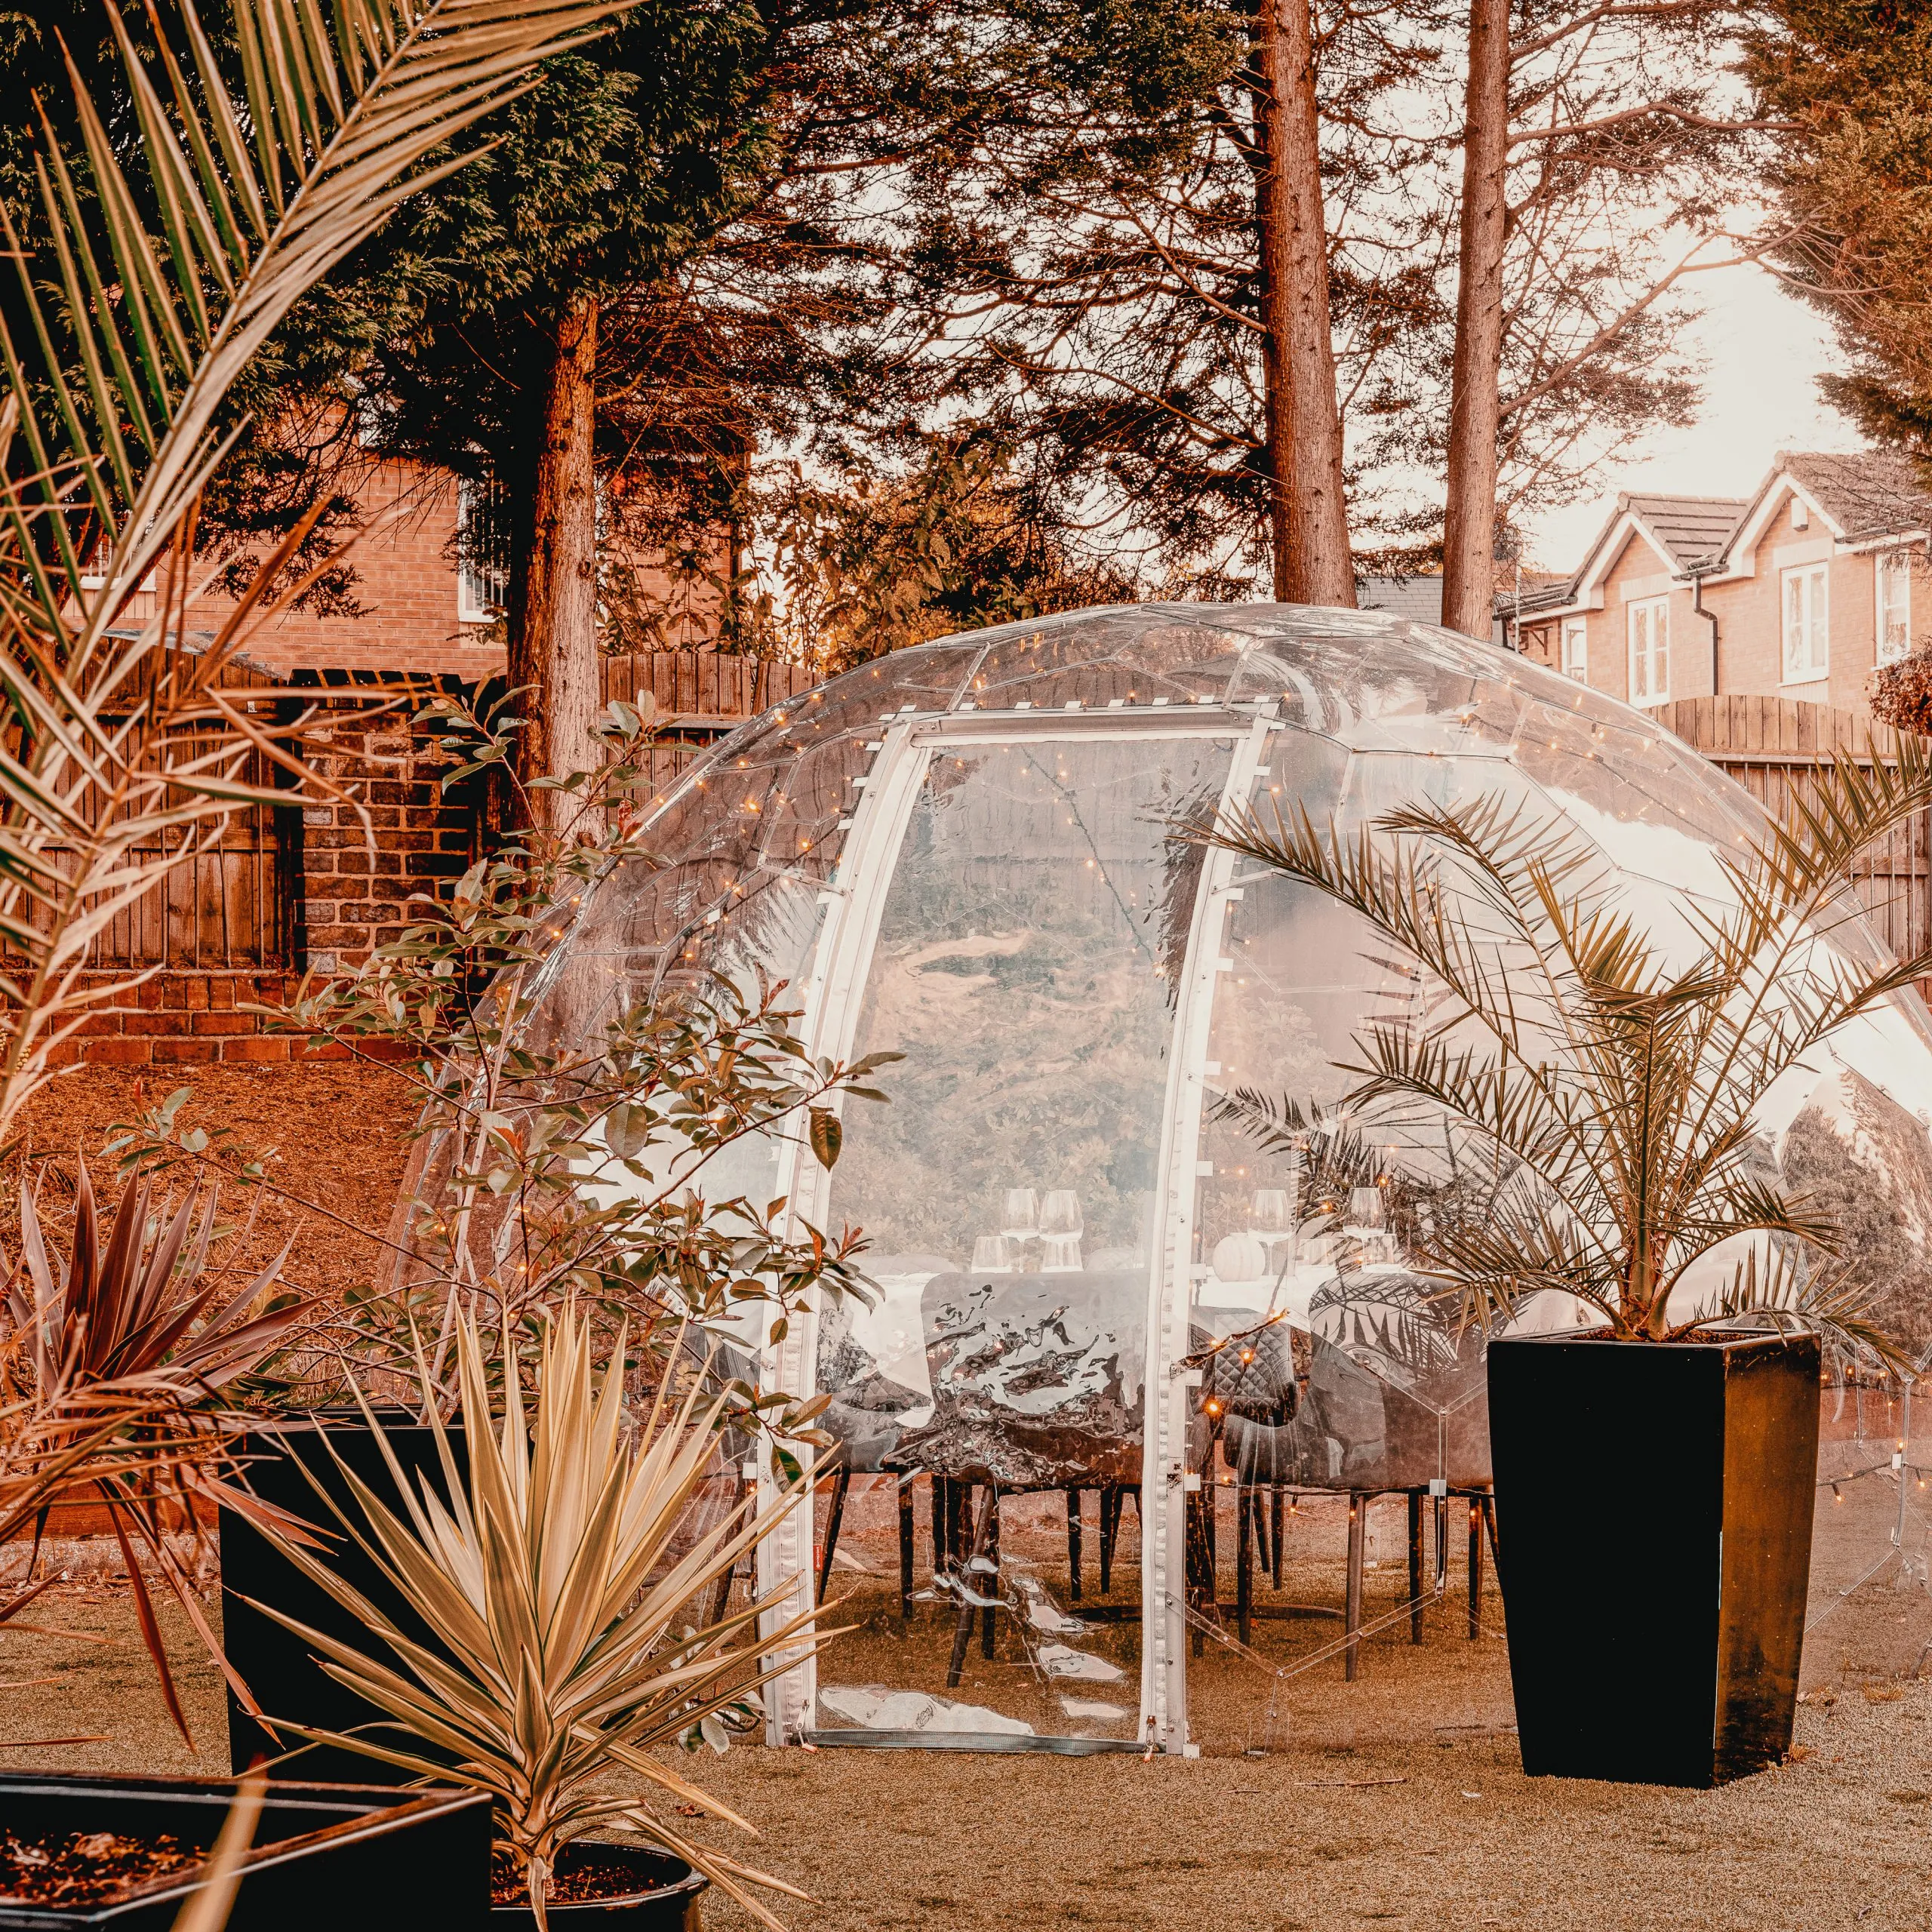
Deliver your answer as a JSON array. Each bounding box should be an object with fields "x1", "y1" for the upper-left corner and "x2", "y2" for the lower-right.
[
  {"x1": 242, "y1": 1303, "x2": 835, "y2": 1930},
  {"x1": 1204, "y1": 749, "x2": 1932, "y2": 1787}
]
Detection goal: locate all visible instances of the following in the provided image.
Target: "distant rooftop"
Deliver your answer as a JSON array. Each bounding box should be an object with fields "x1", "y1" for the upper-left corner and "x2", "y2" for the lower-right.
[
  {"x1": 1357, "y1": 574, "x2": 1447, "y2": 626},
  {"x1": 1621, "y1": 494, "x2": 1749, "y2": 573},
  {"x1": 1771, "y1": 450, "x2": 1932, "y2": 546}
]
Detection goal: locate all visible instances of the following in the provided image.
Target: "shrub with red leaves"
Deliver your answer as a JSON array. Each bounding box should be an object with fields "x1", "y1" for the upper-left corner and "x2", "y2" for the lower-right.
[{"x1": 1871, "y1": 651, "x2": 1932, "y2": 737}]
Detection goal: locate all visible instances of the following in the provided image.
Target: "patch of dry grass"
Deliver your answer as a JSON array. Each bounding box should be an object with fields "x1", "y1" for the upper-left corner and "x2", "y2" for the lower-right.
[{"x1": 8, "y1": 1062, "x2": 420, "y2": 1303}]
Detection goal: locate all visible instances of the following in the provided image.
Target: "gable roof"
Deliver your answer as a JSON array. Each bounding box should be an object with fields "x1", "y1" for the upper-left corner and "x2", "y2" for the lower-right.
[
  {"x1": 1515, "y1": 449, "x2": 1932, "y2": 632},
  {"x1": 1766, "y1": 450, "x2": 1932, "y2": 546},
  {"x1": 1534, "y1": 491, "x2": 1748, "y2": 611},
  {"x1": 1617, "y1": 494, "x2": 1748, "y2": 573}
]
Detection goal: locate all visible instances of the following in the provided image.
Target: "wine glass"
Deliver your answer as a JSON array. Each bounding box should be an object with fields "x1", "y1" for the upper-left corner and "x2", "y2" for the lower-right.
[
  {"x1": 1003, "y1": 1187, "x2": 1040, "y2": 1239},
  {"x1": 1041, "y1": 1233, "x2": 1083, "y2": 1274},
  {"x1": 1251, "y1": 1187, "x2": 1293, "y2": 1237},
  {"x1": 1040, "y1": 1189, "x2": 1083, "y2": 1238},
  {"x1": 971, "y1": 1234, "x2": 1013, "y2": 1275}
]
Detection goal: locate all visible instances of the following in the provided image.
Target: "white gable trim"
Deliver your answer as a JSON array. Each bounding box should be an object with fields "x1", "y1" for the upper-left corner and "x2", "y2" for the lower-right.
[
  {"x1": 1716, "y1": 472, "x2": 1846, "y2": 579},
  {"x1": 1573, "y1": 512, "x2": 1679, "y2": 605}
]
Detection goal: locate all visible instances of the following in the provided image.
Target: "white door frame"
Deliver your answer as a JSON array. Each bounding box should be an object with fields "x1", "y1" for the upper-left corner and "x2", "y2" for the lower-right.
[
  {"x1": 756, "y1": 717, "x2": 930, "y2": 1742},
  {"x1": 754, "y1": 703, "x2": 1274, "y2": 1746},
  {"x1": 1138, "y1": 711, "x2": 1274, "y2": 1752}
]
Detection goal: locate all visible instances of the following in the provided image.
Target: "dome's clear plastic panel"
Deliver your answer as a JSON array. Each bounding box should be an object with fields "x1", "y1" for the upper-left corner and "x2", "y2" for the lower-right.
[{"x1": 518, "y1": 605, "x2": 1932, "y2": 1758}]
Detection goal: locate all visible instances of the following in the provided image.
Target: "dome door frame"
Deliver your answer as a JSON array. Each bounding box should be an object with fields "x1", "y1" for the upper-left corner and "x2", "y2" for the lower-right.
[{"x1": 1140, "y1": 709, "x2": 1275, "y2": 1752}]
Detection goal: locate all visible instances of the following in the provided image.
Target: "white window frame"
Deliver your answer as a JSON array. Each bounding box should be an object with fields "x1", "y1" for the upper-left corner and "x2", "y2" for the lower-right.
[
  {"x1": 78, "y1": 534, "x2": 159, "y2": 595},
  {"x1": 1877, "y1": 549, "x2": 1913, "y2": 666},
  {"x1": 1560, "y1": 617, "x2": 1588, "y2": 682},
  {"x1": 457, "y1": 478, "x2": 509, "y2": 623},
  {"x1": 1782, "y1": 562, "x2": 1829, "y2": 684},
  {"x1": 1627, "y1": 596, "x2": 1669, "y2": 706}
]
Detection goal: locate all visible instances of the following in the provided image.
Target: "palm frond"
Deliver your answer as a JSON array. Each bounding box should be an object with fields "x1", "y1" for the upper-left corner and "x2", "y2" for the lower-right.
[
  {"x1": 0, "y1": 0, "x2": 626, "y2": 1140},
  {"x1": 1200, "y1": 753, "x2": 1932, "y2": 1355}
]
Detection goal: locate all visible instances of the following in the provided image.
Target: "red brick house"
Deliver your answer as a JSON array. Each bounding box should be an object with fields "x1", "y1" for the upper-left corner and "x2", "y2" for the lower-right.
[
  {"x1": 1506, "y1": 451, "x2": 1932, "y2": 715},
  {"x1": 61, "y1": 452, "x2": 800, "y2": 1067}
]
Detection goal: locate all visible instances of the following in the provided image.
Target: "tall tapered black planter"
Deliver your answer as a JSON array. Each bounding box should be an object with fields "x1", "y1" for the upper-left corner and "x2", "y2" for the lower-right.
[
  {"x1": 220, "y1": 1414, "x2": 467, "y2": 1782},
  {"x1": 1487, "y1": 1330, "x2": 1820, "y2": 1788}
]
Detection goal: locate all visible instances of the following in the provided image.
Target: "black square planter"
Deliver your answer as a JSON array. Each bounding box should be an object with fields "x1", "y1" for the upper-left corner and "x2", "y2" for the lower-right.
[
  {"x1": 0, "y1": 1774, "x2": 488, "y2": 1930},
  {"x1": 220, "y1": 1414, "x2": 467, "y2": 1782},
  {"x1": 1487, "y1": 1329, "x2": 1820, "y2": 1787}
]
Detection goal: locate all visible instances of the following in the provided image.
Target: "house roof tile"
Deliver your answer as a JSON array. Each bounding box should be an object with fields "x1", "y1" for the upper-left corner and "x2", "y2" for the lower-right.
[
  {"x1": 1619, "y1": 493, "x2": 1749, "y2": 572},
  {"x1": 1771, "y1": 450, "x2": 1932, "y2": 544}
]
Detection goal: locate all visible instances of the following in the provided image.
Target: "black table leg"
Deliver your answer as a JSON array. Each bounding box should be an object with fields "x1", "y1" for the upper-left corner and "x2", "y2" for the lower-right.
[
  {"x1": 981, "y1": 1487, "x2": 1001, "y2": 1660},
  {"x1": 1345, "y1": 1491, "x2": 1366, "y2": 1681},
  {"x1": 1066, "y1": 1488, "x2": 1083, "y2": 1601},
  {"x1": 1185, "y1": 1491, "x2": 1206, "y2": 1657},
  {"x1": 816, "y1": 1466, "x2": 851, "y2": 1607},
  {"x1": 1271, "y1": 1487, "x2": 1285, "y2": 1589},
  {"x1": 1236, "y1": 1485, "x2": 1254, "y2": 1647},
  {"x1": 899, "y1": 1474, "x2": 915, "y2": 1621},
  {"x1": 1099, "y1": 1482, "x2": 1118, "y2": 1595},
  {"x1": 946, "y1": 1487, "x2": 997, "y2": 1688},
  {"x1": 1467, "y1": 1495, "x2": 1483, "y2": 1639}
]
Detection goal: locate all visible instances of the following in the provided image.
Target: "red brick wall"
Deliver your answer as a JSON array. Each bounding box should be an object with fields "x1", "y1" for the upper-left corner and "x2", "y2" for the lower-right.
[
  {"x1": 165, "y1": 457, "x2": 503, "y2": 681},
  {"x1": 48, "y1": 651, "x2": 809, "y2": 1064},
  {"x1": 297, "y1": 706, "x2": 479, "y2": 972},
  {"x1": 158, "y1": 452, "x2": 740, "y2": 685},
  {"x1": 51, "y1": 700, "x2": 475, "y2": 1066},
  {"x1": 44, "y1": 971, "x2": 394, "y2": 1069}
]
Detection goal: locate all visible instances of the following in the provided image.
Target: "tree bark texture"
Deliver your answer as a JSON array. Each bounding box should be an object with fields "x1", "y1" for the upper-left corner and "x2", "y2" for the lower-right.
[
  {"x1": 1252, "y1": 11, "x2": 1296, "y2": 603},
  {"x1": 1254, "y1": 0, "x2": 1354, "y2": 608},
  {"x1": 1440, "y1": 0, "x2": 1511, "y2": 642},
  {"x1": 506, "y1": 294, "x2": 603, "y2": 832}
]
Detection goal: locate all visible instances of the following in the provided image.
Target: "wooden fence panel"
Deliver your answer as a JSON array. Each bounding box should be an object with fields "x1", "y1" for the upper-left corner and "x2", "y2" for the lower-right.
[
  {"x1": 25, "y1": 659, "x2": 294, "y2": 972},
  {"x1": 601, "y1": 648, "x2": 814, "y2": 723},
  {"x1": 51, "y1": 649, "x2": 811, "y2": 972},
  {"x1": 1654, "y1": 696, "x2": 1932, "y2": 981}
]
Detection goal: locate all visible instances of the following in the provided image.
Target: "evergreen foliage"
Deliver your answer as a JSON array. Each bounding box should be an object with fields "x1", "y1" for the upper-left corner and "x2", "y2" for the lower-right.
[{"x1": 1752, "y1": 0, "x2": 1932, "y2": 462}]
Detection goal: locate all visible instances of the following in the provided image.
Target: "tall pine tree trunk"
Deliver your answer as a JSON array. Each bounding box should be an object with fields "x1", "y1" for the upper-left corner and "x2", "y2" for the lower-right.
[
  {"x1": 1254, "y1": 0, "x2": 1354, "y2": 607},
  {"x1": 1441, "y1": 0, "x2": 1510, "y2": 641},
  {"x1": 506, "y1": 294, "x2": 603, "y2": 834},
  {"x1": 1253, "y1": 9, "x2": 1295, "y2": 602}
]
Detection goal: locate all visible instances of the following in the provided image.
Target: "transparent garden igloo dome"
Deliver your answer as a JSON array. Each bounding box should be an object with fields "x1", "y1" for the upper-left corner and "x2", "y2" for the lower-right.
[{"x1": 525, "y1": 603, "x2": 1932, "y2": 1755}]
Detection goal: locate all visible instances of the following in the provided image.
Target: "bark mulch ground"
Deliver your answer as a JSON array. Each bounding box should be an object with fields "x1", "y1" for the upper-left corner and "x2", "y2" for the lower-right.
[{"x1": 7, "y1": 1062, "x2": 421, "y2": 1303}]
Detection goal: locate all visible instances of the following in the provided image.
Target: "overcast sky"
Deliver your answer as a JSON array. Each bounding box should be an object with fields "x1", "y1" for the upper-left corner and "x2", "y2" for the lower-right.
[{"x1": 1521, "y1": 261, "x2": 1866, "y2": 574}]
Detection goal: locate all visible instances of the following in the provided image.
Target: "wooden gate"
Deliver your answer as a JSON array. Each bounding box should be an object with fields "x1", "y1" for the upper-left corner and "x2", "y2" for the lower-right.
[
  {"x1": 31, "y1": 653, "x2": 296, "y2": 972},
  {"x1": 1653, "y1": 695, "x2": 1932, "y2": 974}
]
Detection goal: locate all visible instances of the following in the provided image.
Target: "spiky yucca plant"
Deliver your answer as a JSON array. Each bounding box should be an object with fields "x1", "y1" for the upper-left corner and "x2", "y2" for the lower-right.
[
  {"x1": 1203, "y1": 743, "x2": 1932, "y2": 1361},
  {"x1": 242, "y1": 1306, "x2": 833, "y2": 1928}
]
